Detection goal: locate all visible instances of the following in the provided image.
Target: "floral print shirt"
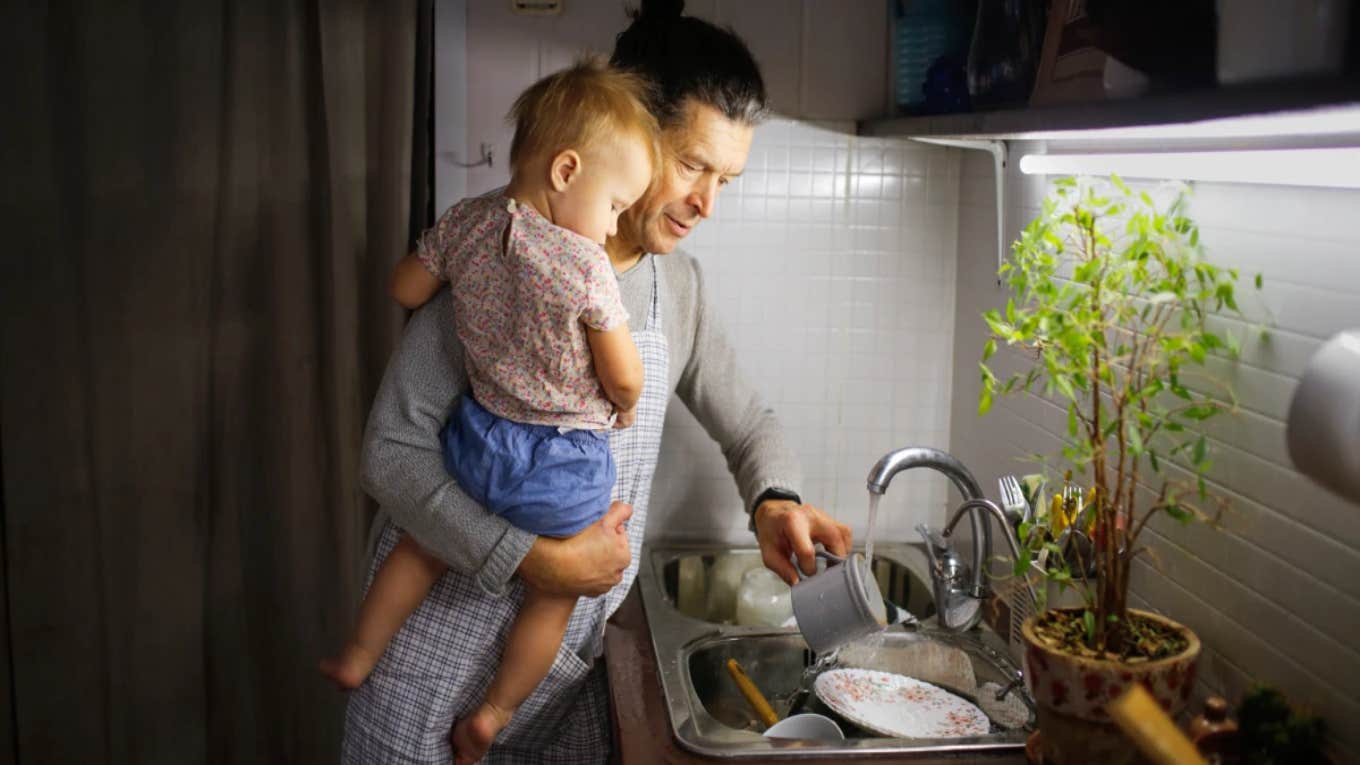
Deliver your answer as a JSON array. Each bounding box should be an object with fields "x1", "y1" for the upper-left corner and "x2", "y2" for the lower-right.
[{"x1": 417, "y1": 194, "x2": 629, "y2": 430}]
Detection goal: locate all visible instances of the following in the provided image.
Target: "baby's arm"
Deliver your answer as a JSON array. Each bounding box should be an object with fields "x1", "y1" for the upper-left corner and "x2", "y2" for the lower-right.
[
  {"x1": 586, "y1": 325, "x2": 643, "y2": 416},
  {"x1": 389, "y1": 254, "x2": 444, "y2": 309}
]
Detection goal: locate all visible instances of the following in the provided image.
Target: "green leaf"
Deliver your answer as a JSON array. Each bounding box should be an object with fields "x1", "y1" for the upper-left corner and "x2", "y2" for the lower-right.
[
  {"x1": 1193, "y1": 435, "x2": 1208, "y2": 466},
  {"x1": 983, "y1": 338, "x2": 997, "y2": 362},
  {"x1": 1055, "y1": 375, "x2": 1076, "y2": 402},
  {"x1": 1084, "y1": 610, "x2": 1096, "y2": 643},
  {"x1": 1068, "y1": 404, "x2": 1079, "y2": 437},
  {"x1": 1255, "y1": 273, "x2": 1264, "y2": 289},
  {"x1": 1129, "y1": 426, "x2": 1144, "y2": 456},
  {"x1": 1074, "y1": 260, "x2": 1099, "y2": 283},
  {"x1": 1096, "y1": 418, "x2": 1115, "y2": 440},
  {"x1": 978, "y1": 386, "x2": 993, "y2": 416},
  {"x1": 1185, "y1": 405, "x2": 1217, "y2": 420},
  {"x1": 1165, "y1": 504, "x2": 1192, "y2": 524}
]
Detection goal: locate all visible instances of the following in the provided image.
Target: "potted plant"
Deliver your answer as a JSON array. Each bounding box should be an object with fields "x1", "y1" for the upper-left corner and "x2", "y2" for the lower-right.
[{"x1": 978, "y1": 176, "x2": 1261, "y2": 764}]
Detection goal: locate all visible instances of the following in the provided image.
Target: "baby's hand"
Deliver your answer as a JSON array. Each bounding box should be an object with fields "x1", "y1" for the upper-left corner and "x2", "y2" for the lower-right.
[{"x1": 614, "y1": 406, "x2": 636, "y2": 429}]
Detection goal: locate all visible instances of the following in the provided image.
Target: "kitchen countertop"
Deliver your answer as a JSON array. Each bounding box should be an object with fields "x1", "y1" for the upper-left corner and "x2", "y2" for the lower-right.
[{"x1": 603, "y1": 586, "x2": 1029, "y2": 764}]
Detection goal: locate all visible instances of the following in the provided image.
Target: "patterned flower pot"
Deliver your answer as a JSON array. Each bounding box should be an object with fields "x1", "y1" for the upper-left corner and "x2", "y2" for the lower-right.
[{"x1": 1021, "y1": 608, "x2": 1202, "y2": 765}]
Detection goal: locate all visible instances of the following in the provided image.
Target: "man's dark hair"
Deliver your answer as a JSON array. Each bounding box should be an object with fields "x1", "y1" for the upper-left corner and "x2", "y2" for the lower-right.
[{"x1": 611, "y1": 0, "x2": 768, "y2": 129}]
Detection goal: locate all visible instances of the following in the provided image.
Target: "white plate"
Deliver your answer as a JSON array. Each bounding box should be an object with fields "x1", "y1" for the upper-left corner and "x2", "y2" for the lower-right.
[{"x1": 813, "y1": 668, "x2": 990, "y2": 739}]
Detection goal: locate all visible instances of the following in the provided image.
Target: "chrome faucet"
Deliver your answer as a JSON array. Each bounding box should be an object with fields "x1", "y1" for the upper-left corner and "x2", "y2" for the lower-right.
[
  {"x1": 943, "y1": 498, "x2": 1036, "y2": 604},
  {"x1": 867, "y1": 447, "x2": 992, "y2": 631}
]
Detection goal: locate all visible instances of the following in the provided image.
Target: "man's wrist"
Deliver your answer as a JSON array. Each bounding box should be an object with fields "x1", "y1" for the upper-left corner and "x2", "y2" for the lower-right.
[
  {"x1": 750, "y1": 487, "x2": 801, "y2": 531},
  {"x1": 516, "y1": 535, "x2": 556, "y2": 587},
  {"x1": 754, "y1": 487, "x2": 801, "y2": 508}
]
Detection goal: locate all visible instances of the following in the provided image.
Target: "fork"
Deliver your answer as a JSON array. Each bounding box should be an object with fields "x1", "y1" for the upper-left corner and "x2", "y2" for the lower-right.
[{"x1": 998, "y1": 475, "x2": 1027, "y2": 529}]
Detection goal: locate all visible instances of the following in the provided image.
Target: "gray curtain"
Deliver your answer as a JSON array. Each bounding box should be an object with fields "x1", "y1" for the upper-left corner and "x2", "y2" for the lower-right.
[{"x1": 1, "y1": 1, "x2": 431, "y2": 761}]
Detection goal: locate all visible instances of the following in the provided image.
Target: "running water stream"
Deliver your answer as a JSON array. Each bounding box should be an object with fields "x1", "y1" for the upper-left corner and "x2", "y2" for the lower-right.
[{"x1": 863, "y1": 493, "x2": 881, "y2": 569}]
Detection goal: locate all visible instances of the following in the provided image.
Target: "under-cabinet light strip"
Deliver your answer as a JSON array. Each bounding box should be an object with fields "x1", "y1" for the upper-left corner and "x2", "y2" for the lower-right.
[
  {"x1": 1018, "y1": 148, "x2": 1360, "y2": 189},
  {"x1": 1019, "y1": 104, "x2": 1360, "y2": 142}
]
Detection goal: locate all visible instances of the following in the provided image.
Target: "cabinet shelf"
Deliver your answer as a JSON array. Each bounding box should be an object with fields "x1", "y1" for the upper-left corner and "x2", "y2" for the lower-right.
[{"x1": 858, "y1": 75, "x2": 1360, "y2": 139}]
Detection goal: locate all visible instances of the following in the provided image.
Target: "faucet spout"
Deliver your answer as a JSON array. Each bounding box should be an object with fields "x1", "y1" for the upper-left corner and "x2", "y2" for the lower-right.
[{"x1": 866, "y1": 447, "x2": 984, "y2": 498}]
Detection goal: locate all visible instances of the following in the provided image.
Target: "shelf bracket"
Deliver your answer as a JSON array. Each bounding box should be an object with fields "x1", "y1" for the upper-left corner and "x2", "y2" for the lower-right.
[{"x1": 910, "y1": 138, "x2": 1008, "y2": 286}]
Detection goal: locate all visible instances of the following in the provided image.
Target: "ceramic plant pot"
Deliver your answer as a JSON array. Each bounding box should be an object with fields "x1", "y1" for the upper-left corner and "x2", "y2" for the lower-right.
[{"x1": 1021, "y1": 608, "x2": 1202, "y2": 765}]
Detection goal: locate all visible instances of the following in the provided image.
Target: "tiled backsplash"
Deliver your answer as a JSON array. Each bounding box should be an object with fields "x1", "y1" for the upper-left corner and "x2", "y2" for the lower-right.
[
  {"x1": 646, "y1": 120, "x2": 961, "y2": 545},
  {"x1": 949, "y1": 144, "x2": 1360, "y2": 760}
]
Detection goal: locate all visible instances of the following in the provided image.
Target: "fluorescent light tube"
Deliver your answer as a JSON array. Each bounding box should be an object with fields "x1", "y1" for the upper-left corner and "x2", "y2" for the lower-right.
[
  {"x1": 1018, "y1": 104, "x2": 1360, "y2": 141},
  {"x1": 1019, "y1": 148, "x2": 1360, "y2": 188}
]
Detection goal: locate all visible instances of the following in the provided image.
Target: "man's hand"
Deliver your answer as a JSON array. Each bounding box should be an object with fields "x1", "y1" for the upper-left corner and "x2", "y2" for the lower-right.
[
  {"x1": 753, "y1": 499, "x2": 853, "y2": 585},
  {"x1": 517, "y1": 501, "x2": 633, "y2": 597}
]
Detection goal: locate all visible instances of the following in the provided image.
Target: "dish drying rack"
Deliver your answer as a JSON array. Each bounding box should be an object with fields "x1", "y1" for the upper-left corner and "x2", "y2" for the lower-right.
[{"x1": 993, "y1": 562, "x2": 1043, "y2": 657}]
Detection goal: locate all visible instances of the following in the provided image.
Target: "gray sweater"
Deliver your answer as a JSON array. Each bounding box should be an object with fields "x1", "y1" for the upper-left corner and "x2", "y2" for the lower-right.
[{"x1": 358, "y1": 251, "x2": 802, "y2": 595}]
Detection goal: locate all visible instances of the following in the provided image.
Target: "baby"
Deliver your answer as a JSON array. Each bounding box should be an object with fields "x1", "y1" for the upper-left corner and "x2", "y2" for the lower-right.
[{"x1": 321, "y1": 58, "x2": 658, "y2": 763}]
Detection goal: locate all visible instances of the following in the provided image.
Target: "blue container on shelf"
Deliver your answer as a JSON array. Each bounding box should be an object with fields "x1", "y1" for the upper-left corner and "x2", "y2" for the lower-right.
[{"x1": 891, "y1": 0, "x2": 976, "y2": 113}]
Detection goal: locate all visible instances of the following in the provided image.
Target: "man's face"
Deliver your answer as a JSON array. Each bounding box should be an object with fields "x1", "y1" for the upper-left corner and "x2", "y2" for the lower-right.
[{"x1": 618, "y1": 100, "x2": 755, "y2": 255}]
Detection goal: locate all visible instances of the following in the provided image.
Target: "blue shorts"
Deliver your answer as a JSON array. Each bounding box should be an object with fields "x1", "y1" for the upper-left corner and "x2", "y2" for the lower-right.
[{"x1": 441, "y1": 395, "x2": 615, "y2": 538}]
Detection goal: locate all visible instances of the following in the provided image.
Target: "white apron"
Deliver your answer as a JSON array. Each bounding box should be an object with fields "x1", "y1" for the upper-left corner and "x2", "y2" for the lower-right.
[{"x1": 342, "y1": 257, "x2": 669, "y2": 763}]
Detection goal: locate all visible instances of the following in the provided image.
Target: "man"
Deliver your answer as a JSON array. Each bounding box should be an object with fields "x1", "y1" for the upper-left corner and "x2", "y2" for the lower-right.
[{"x1": 342, "y1": 2, "x2": 851, "y2": 761}]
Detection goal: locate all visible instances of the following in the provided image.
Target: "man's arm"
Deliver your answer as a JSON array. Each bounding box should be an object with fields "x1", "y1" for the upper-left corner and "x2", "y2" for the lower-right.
[
  {"x1": 673, "y1": 258, "x2": 852, "y2": 584},
  {"x1": 359, "y1": 291, "x2": 631, "y2": 596}
]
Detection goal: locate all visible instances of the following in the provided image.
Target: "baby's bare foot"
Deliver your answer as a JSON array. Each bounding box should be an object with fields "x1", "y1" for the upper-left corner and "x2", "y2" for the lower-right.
[
  {"x1": 318, "y1": 643, "x2": 381, "y2": 691},
  {"x1": 451, "y1": 702, "x2": 514, "y2": 765}
]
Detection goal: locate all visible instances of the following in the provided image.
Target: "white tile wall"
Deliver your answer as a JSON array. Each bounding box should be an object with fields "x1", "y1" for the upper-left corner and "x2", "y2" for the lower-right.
[
  {"x1": 949, "y1": 143, "x2": 1360, "y2": 760},
  {"x1": 646, "y1": 121, "x2": 961, "y2": 546}
]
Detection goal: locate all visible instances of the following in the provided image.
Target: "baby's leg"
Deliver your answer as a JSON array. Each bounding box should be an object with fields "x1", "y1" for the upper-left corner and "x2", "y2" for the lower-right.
[
  {"x1": 320, "y1": 533, "x2": 447, "y2": 690},
  {"x1": 451, "y1": 587, "x2": 577, "y2": 765}
]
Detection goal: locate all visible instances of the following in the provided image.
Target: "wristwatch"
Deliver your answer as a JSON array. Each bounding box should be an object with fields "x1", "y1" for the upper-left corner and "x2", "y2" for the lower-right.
[{"x1": 749, "y1": 487, "x2": 802, "y2": 531}]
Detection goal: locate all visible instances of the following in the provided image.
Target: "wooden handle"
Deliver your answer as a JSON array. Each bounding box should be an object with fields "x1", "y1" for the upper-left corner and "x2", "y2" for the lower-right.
[
  {"x1": 1107, "y1": 684, "x2": 1209, "y2": 765},
  {"x1": 725, "y1": 658, "x2": 780, "y2": 728}
]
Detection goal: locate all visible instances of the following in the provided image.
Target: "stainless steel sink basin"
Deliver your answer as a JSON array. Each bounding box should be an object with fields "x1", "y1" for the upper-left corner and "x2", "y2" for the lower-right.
[
  {"x1": 654, "y1": 547, "x2": 936, "y2": 626},
  {"x1": 638, "y1": 543, "x2": 1034, "y2": 757}
]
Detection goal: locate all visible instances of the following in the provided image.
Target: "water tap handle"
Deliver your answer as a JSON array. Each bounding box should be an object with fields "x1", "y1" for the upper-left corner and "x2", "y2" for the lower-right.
[{"x1": 916, "y1": 523, "x2": 950, "y2": 564}]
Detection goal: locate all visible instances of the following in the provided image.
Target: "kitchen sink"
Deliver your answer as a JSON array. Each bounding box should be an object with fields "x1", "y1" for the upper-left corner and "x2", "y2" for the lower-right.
[
  {"x1": 638, "y1": 543, "x2": 1034, "y2": 757},
  {"x1": 654, "y1": 547, "x2": 937, "y2": 626}
]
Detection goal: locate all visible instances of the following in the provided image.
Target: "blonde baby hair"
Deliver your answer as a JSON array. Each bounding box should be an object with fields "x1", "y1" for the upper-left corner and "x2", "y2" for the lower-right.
[{"x1": 507, "y1": 56, "x2": 662, "y2": 180}]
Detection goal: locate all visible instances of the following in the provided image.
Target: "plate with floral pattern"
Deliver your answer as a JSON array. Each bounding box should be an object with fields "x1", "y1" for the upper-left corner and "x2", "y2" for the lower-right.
[{"x1": 813, "y1": 668, "x2": 990, "y2": 739}]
